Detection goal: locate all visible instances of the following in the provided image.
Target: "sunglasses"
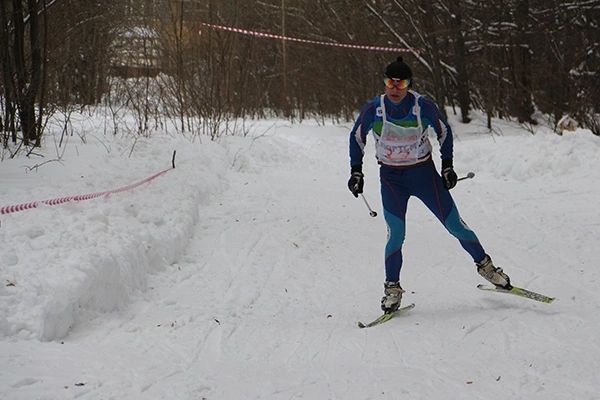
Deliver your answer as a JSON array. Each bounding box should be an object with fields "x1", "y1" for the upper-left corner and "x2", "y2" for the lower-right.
[{"x1": 383, "y1": 78, "x2": 410, "y2": 90}]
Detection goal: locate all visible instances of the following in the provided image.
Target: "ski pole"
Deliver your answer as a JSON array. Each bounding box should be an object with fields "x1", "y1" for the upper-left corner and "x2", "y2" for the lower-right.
[
  {"x1": 360, "y1": 194, "x2": 378, "y2": 217},
  {"x1": 457, "y1": 171, "x2": 475, "y2": 182}
]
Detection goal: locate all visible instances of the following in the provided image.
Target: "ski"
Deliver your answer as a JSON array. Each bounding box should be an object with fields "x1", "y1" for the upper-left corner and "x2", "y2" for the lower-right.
[
  {"x1": 477, "y1": 284, "x2": 555, "y2": 304},
  {"x1": 357, "y1": 303, "x2": 415, "y2": 328}
]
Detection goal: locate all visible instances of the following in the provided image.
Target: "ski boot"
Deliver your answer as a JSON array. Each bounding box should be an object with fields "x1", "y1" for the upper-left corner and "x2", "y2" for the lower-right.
[
  {"x1": 476, "y1": 255, "x2": 512, "y2": 289},
  {"x1": 381, "y1": 281, "x2": 405, "y2": 313}
]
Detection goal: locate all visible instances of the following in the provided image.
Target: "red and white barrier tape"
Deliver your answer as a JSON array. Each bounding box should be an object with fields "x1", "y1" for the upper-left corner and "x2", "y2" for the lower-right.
[
  {"x1": 1, "y1": 152, "x2": 177, "y2": 216},
  {"x1": 201, "y1": 22, "x2": 413, "y2": 53},
  {"x1": 1, "y1": 168, "x2": 172, "y2": 215}
]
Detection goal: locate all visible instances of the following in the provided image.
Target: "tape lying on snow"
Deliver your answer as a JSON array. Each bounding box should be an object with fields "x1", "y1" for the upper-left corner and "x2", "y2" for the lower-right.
[{"x1": 1, "y1": 151, "x2": 176, "y2": 216}]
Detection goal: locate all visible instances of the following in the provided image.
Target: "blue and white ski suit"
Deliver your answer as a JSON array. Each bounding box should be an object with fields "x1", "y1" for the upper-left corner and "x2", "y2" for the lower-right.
[{"x1": 349, "y1": 91, "x2": 486, "y2": 282}]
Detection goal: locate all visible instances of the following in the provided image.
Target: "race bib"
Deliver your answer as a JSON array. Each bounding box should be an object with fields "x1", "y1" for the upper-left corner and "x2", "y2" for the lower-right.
[{"x1": 377, "y1": 122, "x2": 421, "y2": 164}]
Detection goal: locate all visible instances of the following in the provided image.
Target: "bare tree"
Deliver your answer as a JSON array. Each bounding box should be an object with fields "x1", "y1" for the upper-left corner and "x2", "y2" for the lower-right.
[{"x1": 0, "y1": 0, "x2": 45, "y2": 147}]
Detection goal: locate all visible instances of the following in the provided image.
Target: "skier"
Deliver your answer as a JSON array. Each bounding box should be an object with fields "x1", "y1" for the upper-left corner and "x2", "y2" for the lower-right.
[{"x1": 348, "y1": 56, "x2": 512, "y2": 313}]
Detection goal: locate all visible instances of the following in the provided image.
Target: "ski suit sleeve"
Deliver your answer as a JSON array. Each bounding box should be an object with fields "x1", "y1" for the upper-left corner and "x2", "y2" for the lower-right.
[
  {"x1": 349, "y1": 101, "x2": 377, "y2": 171},
  {"x1": 419, "y1": 97, "x2": 453, "y2": 163}
]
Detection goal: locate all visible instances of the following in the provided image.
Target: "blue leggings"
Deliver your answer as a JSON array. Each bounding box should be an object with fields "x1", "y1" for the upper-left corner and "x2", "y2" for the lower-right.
[{"x1": 380, "y1": 160, "x2": 486, "y2": 282}]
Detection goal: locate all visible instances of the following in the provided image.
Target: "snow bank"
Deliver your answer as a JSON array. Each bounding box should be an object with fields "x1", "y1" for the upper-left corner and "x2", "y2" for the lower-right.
[
  {"x1": 1, "y1": 118, "x2": 309, "y2": 341},
  {"x1": 0, "y1": 133, "x2": 226, "y2": 340},
  {"x1": 459, "y1": 132, "x2": 599, "y2": 181},
  {"x1": 444, "y1": 112, "x2": 600, "y2": 182}
]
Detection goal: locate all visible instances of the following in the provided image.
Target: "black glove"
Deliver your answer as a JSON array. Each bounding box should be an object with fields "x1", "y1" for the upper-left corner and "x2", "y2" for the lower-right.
[
  {"x1": 441, "y1": 159, "x2": 457, "y2": 190},
  {"x1": 347, "y1": 165, "x2": 364, "y2": 197}
]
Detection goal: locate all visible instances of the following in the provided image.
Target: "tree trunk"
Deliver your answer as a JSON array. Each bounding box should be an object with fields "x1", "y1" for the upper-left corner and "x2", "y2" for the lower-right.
[
  {"x1": 421, "y1": 1, "x2": 447, "y2": 118},
  {"x1": 11, "y1": 0, "x2": 33, "y2": 145},
  {"x1": 3, "y1": 0, "x2": 44, "y2": 147},
  {"x1": 514, "y1": 0, "x2": 535, "y2": 124},
  {"x1": 27, "y1": 0, "x2": 43, "y2": 146},
  {"x1": 449, "y1": 3, "x2": 471, "y2": 123},
  {"x1": 0, "y1": 0, "x2": 17, "y2": 144}
]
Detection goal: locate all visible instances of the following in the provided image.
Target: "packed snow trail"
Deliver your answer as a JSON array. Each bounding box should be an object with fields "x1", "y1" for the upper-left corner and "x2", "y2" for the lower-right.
[{"x1": 2, "y1": 118, "x2": 600, "y2": 399}]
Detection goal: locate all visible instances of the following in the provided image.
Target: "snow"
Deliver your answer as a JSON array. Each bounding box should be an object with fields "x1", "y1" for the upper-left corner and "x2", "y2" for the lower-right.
[{"x1": 1, "y1": 109, "x2": 600, "y2": 399}]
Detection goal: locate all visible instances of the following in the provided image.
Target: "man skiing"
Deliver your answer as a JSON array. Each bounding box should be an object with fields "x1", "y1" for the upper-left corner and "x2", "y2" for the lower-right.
[{"x1": 348, "y1": 56, "x2": 511, "y2": 313}]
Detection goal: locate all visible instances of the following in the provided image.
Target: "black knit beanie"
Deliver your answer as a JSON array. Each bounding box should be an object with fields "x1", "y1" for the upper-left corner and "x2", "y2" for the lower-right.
[{"x1": 385, "y1": 56, "x2": 412, "y2": 80}]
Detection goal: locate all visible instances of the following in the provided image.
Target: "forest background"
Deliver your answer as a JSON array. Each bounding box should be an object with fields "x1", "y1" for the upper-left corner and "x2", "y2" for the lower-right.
[{"x1": 1, "y1": 0, "x2": 599, "y2": 154}]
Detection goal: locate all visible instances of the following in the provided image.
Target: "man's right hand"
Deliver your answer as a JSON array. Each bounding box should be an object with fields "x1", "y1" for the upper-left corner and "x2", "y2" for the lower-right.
[{"x1": 347, "y1": 171, "x2": 364, "y2": 198}]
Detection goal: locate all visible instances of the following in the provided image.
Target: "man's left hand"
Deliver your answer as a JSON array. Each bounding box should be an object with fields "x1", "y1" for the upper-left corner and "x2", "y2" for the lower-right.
[{"x1": 442, "y1": 167, "x2": 458, "y2": 190}]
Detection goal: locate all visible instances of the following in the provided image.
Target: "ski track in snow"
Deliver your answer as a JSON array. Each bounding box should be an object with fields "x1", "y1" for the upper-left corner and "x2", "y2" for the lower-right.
[{"x1": 2, "y1": 118, "x2": 600, "y2": 399}]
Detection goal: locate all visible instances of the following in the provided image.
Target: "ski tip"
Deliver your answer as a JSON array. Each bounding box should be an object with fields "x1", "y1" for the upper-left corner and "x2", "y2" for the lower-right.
[
  {"x1": 357, "y1": 321, "x2": 366, "y2": 328},
  {"x1": 543, "y1": 296, "x2": 556, "y2": 304}
]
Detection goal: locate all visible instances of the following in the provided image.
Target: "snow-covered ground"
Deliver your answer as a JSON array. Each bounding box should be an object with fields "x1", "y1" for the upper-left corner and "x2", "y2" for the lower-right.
[{"x1": 1, "y1": 110, "x2": 599, "y2": 399}]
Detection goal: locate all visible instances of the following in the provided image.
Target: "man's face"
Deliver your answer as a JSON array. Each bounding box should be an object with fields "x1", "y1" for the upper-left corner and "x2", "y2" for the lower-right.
[{"x1": 384, "y1": 78, "x2": 410, "y2": 104}]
